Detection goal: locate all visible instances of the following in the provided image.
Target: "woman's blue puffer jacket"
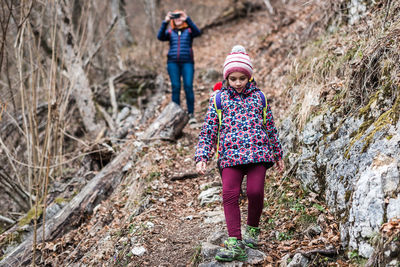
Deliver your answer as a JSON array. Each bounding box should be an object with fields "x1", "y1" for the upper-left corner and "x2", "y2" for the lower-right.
[{"x1": 157, "y1": 17, "x2": 201, "y2": 63}]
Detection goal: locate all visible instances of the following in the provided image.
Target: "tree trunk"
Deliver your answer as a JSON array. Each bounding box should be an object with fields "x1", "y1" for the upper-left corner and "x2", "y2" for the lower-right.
[
  {"x1": 142, "y1": 0, "x2": 158, "y2": 35},
  {"x1": 140, "y1": 74, "x2": 165, "y2": 124},
  {"x1": 57, "y1": 2, "x2": 104, "y2": 137},
  {"x1": 111, "y1": 0, "x2": 135, "y2": 48},
  {"x1": 0, "y1": 141, "x2": 143, "y2": 266}
]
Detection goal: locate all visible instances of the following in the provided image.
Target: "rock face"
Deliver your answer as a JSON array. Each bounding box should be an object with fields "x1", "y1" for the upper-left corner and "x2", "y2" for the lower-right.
[{"x1": 280, "y1": 94, "x2": 400, "y2": 258}]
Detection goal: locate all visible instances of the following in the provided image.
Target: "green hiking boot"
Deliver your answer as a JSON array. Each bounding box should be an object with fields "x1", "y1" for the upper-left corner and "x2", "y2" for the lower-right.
[
  {"x1": 215, "y1": 237, "x2": 247, "y2": 262},
  {"x1": 243, "y1": 225, "x2": 260, "y2": 248}
]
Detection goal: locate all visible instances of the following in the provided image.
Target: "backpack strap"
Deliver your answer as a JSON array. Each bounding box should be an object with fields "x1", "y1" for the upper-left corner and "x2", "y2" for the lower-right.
[
  {"x1": 213, "y1": 92, "x2": 222, "y2": 159},
  {"x1": 257, "y1": 91, "x2": 268, "y2": 125}
]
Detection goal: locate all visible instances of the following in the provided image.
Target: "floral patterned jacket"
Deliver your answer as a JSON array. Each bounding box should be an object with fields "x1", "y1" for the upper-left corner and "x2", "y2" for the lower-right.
[{"x1": 195, "y1": 80, "x2": 283, "y2": 169}]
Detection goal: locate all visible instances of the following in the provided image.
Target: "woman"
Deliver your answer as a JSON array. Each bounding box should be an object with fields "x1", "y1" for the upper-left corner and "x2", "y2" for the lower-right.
[{"x1": 157, "y1": 10, "x2": 201, "y2": 124}]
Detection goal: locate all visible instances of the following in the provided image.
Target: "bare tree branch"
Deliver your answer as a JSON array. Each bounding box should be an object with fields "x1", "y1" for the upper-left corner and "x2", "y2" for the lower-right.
[
  {"x1": 0, "y1": 165, "x2": 30, "y2": 211},
  {"x1": 83, "y1": 15, "x2": 118, "y2": 68},
  {"x1": 263, "y1": 0, "x2": 275, "y2": 15},
  {"x1": 108, "y1": 75, "x2": 118, "y2": 120},
  {"x1": 0, "y1": 215, "x2": 15, "y2": 225}
]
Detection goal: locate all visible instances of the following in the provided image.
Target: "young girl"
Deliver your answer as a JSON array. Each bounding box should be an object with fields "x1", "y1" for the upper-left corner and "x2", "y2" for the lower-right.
[{"x1": 195, "y1": 45, "x2": 285, "y2": 262}]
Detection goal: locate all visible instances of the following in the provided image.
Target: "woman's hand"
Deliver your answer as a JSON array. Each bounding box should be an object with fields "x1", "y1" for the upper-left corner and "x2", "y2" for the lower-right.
[
  {"x1": 275, "y1": 159, "x2": 285, "y2": 173},
  {"x1": 196, "y1": 161, "x2": 207, "y2": 175},
  {"x1": 165, "y1": 11, "x2": 172, "y2": 22},
  {"x1": 179, "y1": 10, "x2": 188, "y2": 21}
]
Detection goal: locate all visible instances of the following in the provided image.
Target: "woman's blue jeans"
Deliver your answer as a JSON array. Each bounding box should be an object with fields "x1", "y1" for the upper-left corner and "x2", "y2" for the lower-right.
[{"x1": 167, "y1": 62, "x2": 194, "y2": 114}]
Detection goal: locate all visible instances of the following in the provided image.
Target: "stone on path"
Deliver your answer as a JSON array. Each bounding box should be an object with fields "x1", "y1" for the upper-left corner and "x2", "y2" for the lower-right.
[
  {"x1": 198, "y1": 187, "x2": 222, "y2": 206},
  {"x1": 131, "y1": 246, "x2": 146, "y2": 256},
  {"x1": 287, "y1": 253, "x2": 309, "y2": 267}
]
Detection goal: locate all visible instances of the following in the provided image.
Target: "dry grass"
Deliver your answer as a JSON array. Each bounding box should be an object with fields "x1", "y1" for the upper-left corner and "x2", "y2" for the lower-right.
[{"x1": 285, "y1": 0, "x2": 400, "y2": 130}]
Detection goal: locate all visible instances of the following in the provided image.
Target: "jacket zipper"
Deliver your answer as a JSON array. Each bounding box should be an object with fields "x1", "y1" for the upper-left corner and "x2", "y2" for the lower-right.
[{"x1": 177, "y1": 30, "x2": 181, "y2": 61}]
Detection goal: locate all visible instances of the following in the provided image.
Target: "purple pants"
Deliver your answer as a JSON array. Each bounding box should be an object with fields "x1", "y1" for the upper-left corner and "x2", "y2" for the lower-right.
[{"x1": 221, "y1": 162, "x2": 271, "y2": 240}]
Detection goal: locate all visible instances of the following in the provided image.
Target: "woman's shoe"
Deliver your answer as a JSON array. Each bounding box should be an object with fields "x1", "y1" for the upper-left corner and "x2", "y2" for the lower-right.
[{"x1": 188, "y1": 113, "x2": 197, "y2": 124}]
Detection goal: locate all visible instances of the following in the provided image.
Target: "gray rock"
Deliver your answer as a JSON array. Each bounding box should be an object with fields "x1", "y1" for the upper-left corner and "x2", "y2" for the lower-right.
[
  {"x1": 296, "y1": 146, "x2": 321, "y2": 192},
  {"x1": 246, "y1": 247, "x2": 266, "y2": 264},
  {"x1": 182, "y1": 215, "x2": 194, "y2": 220},
  {"x1": 145, "y1": 221, "x2": 154, "y2": 229},
  {"x1": 199, "y1": 262, "x2": 243, "y2": 267},
  {"x1": 358, "y1": 242, "x2": 374, "y2": 259},
  {"x1": 207, "y1": 229, "x2": 228, "y2": 245},
  {"x1": 131, "y1": 246, "x2": 146, "y2": 256},
  {"x1": 279, "y1": 117, "x2": 297, "y2": 153},
  {"x1": 302, "y1": 114, "x2": 324, "y2": 145},
  {"x1": 204, "y1": 213, "x2": 225, "y2": 224},
  {"x1": 200, "y1": 181, "x2": 222, "y2": 191},
  {"x1": 287, "y1": 253, "x2": 309, "y2": 267},
  {"x1": 201, "y1": 242, "x2": 221, "y2": 260},
  {"x1": 279, "y1": 254, "x2": 291, "y2": 267},
  {"x1": 305, "y1": 224, "x2": 322, "y2": 237},
  {"x1": 387, "y1": 197, "x2": 400, "y2": 220},
  {"x1": 198, "y1": 187, "x2": 222, "y2": 206},
  {"x1": 200, "y1": 209, "x2": 224, "y2": 224},
  {"x1": 387, "y1": 259, "x2": 399, "y2": 267},
  {"x1": 348, "y1": 0, "x2": 367, "y2": 25}
]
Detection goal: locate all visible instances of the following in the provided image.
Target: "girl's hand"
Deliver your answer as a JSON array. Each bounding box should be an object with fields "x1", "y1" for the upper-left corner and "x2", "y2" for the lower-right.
[
  {"x1": 275, "y1": 159, "x2": 285, "y2": 173},
  {"x1": 196, "y1": 161, "x2": 207, "y2": 175},
  {"x1": 165, "y1": 11, "x2": 172, "y2": 22}
]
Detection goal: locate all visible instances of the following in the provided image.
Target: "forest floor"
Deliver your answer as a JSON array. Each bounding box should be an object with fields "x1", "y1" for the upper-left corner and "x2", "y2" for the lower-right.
[{"x1": 37, "y1": 2, "x2": 363, "y2": 267}]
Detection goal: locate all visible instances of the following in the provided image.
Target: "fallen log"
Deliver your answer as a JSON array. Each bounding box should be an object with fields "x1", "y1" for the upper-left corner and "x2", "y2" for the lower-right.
[
  {"x1": 303, "y1": 248, "x2": 339, "y2": 257},
  {"x1": 0, "y1": 141, "x2": 143, "y2": 266},
  {"x1": 141, "y1": 102, "x2": 188, "y2": 141},
  {"x1": 170, "y1": 172, "x2": 199, "y2": 181}
]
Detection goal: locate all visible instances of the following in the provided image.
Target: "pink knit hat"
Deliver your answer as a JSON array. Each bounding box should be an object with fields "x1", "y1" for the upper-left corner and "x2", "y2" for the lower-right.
[{"x1": 223, "y1": 45, "x2": 253, "y2": 80}]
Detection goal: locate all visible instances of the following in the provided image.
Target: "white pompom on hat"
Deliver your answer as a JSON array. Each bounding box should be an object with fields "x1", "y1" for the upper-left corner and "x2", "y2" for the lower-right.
[{"x1": 223, "y1": 45, "x2": 253, "y2": 80}]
